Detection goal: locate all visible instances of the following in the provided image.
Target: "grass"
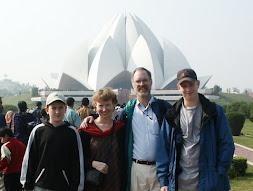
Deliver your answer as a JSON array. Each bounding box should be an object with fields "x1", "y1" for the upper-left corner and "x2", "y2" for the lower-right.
[
  {"x1": 2, "y1": 93, "x2": 34, "y2": 108},
  {"x1": 230, "y1": 164, "x2": 253, "y2": 191},
  {"x1": 233, "y1": 119, "x2": 253, "y2": 149},
  {"x1": 230, "y1": 119, "x2": 253, "y2": 190},
  {"x1": 213, "y1": 92, "x2": 253, "y2": 106},
  {"x1": 2, "y1": 93, "x2": 81, "y2": 112},
  {"x1": 241, "y1": 119, "x2": 253, "y2": 136}
]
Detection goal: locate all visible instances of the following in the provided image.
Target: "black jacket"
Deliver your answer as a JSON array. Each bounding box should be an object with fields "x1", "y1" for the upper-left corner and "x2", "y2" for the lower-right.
[{"x1": 20, "y1": 121, "x2": 84, "y2": 191}]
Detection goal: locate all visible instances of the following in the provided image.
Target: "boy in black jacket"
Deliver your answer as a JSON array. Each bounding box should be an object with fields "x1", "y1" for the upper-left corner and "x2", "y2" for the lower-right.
[{"x1": 20, "y1": 92, "x2": 84, "y2": 191}]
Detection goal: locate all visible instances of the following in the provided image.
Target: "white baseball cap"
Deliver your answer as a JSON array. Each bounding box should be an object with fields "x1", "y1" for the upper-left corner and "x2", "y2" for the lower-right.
[{"x1": 46, "y1": 92, "x2": 66, "y2": 106}]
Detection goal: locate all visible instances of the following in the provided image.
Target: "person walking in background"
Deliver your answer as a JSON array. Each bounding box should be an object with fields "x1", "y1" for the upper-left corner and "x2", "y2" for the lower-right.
[
  {"x1": 77, "y1": 97, "x2": 94, "y2": 121},
  {"x1": 5, "y1": 111, "x2": 14, "y2": 132},
  {"x1": 64, "y1": 97, "x2": 82, "y2": 128},
  {"x1": 21, "y1": 92, "x2": 84, "y2": 191},
  {"x1": 156, "y1": 68, "x2": 234, "y2": 191},
  {"x1": 32, "y1": 101, "x2": 42, "y2": 124},
  {"x1": 78, "y1": 87, "x2": 126, "y2": 191},
  {"x1": 0, "y1": 127, "x2": 26, "y2": 191},
  {"x1": 0, "y1": 97, "x2": 6, "y2": 191},
  {"x1": 40, "y1": 108, "x2": 49, "y2": 124},
  {"x1": 13, "y1": 101, "x2": 34, "y2": 145},
  {"x1": 0, "y1": 97, "x2": 7, "y2": 128}
]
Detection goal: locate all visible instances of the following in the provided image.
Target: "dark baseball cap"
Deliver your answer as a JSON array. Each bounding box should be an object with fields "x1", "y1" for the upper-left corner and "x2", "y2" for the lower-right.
[{"x1": 177, "y1": 68, "x2": 197, "y2": 85}]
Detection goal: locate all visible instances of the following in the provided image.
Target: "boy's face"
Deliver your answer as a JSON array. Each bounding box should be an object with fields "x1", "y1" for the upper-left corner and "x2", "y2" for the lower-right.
[
  {"x1": 177, "y1": 80, "x2": 200, "y2": 102},
  {"x1": 46, "y1": 101, "x2": 67, "y2": 125}
]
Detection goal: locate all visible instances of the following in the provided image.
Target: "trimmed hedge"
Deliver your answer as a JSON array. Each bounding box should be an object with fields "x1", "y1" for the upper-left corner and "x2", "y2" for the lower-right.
[
  {"x1": 2, "y1": 104, "x2": 18, "y2": 115},
  {"x1": 226, "y1": 112, "x2": 245, "y2": 136},
  {"x1": 228, "y1": 156, "x2": 248, "y2": 179}
]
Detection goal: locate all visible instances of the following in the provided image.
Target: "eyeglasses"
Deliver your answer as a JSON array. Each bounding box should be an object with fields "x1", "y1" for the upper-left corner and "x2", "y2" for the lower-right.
[{"x1": 133, "y1": 79, "x2": 150, "y2": 85}]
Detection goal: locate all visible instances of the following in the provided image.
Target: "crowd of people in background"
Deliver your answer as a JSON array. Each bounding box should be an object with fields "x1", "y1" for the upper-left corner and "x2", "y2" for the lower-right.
[{"x1": 0, "y1": 67, "x2": 234, "y2": 191}]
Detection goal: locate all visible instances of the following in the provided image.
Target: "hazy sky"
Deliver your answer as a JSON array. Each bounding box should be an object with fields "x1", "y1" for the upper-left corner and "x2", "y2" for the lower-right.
[{"x1": 0, "y1": 0, "x2": 252, "y2": 92}]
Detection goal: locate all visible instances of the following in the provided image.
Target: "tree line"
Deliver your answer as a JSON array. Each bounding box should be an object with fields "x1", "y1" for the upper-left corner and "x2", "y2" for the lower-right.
[{"x1": 223, "y1": 101, "x2": 253, "y2": 120}]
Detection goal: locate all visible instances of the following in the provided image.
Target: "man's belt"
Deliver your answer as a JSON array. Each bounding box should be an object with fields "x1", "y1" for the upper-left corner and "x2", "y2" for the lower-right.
[{"x1": 132, "y1": 158, "x2": 155, "y2": 165}]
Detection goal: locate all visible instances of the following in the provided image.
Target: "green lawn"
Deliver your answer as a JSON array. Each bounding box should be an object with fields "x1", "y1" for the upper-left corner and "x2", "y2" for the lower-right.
[
  {"x1": 230, "y1": 164, "x2": 253, "y2": 191},
  {"x1": 241, "y1": 119, "x2": 253, "y2": 136},
  {"x1": 233, "y1": 119, "x2": 253, "y2": 149},
  {"x1": 2, "y1": 93, "x2": 34, "y2": 108},
  {"x1": 213, "y1": 92, "x2": 253, "y2": 106},
  {"x1": 230, "y1": 119, "x2": 253, "y2": 190}
]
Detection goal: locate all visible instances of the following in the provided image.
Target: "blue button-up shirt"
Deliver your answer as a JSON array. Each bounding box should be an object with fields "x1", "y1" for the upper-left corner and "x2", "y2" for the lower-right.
[
  {"x1": 132, "y1": 97, "x2": 160, "y2": 161},
  {"x1": 64, "y1": 106, "x2": 81, "y2": 129}
]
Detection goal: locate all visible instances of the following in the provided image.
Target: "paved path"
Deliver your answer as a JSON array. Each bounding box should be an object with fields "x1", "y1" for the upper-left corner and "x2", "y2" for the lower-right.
[{"x1": 234, "y1": 143, "x2": 253, "y2": 165}]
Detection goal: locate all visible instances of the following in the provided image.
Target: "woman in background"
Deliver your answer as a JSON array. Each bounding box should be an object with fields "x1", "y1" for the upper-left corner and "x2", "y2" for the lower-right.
[{"x1": 5, "y1": 110, "x2": 14, "y2": 132}]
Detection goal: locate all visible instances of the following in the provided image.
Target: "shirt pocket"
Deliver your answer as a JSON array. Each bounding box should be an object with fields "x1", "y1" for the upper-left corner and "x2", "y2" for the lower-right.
[{"x1": 150, "y1": 125, "x2": 160, "y2": 135}]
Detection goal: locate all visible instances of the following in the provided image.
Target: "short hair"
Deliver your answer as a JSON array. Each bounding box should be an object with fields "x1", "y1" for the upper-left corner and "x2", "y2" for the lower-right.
[
  {"x1": 66, "y1": 97, "x2": 75, "y2": 106},
  {"x1": 92, "y1": 87, "x2": 118, "y2": 108},
  {"x1": 36, "y1": 101, "x2": 42, "y2": 107},
  {"x1": 41, "y1": 108, "x2": 48, "y2": 117},
  {"x1": 131, "y1": 67, "x2": 152, "y2": 80},
  {"x1": 81, "y1": 97, "x2": 89, "y2": 106},
  {"x1": 0, "y1": 127, "x2": 14, "y2": 138},
  {"x1": 18, "y1": 101, "x2": 28, "y2": 112}
]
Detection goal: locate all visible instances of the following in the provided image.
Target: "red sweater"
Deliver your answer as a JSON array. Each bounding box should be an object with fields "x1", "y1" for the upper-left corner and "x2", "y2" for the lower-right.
[{"x1": 0, "y1": 138, "x2": 26, "y2": 174}]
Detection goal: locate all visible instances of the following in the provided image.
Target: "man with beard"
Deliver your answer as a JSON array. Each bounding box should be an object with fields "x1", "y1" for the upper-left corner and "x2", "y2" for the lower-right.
[
  {"x1": 117, "y1": 67, "x2": 171, "y2": 191},
  {"x1": 82, "y1": 67, "x2": 171, "y2": 191}
]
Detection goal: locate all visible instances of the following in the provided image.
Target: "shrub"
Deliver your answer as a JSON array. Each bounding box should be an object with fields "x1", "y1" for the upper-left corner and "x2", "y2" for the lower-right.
[
  {"x1": 2, "y1": 104, "x2": 18, "y2": 115},
  {"x1": 228, "y1": 156, "x2": 247, "y2": 179},
  {"x1": 226, "y1": 112, "x2": 245, "y2": 136}
]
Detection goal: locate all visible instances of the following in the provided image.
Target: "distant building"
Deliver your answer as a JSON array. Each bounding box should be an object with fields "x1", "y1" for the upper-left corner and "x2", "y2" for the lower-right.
[
  {"x1": 43, "y1": 12, "x2": 211, "y2": 91},
  {"x1": 36, "y1": 12, "x2": 215, "y2": 104}
]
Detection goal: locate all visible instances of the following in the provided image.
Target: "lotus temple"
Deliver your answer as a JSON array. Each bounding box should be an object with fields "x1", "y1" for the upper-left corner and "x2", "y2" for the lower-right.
[{"x1": 34, "y1": 13, "x2": 218, "y2": 104}]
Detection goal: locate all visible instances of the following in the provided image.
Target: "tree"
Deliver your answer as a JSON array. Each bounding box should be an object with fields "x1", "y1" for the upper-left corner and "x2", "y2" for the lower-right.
[
  {"x1": 31, "y1": 87, "x2": 39, "y2": 97},
  {"x1": 238, "y1": 103, "x2": 250, "y2": 118},
  {"x1": 2, "y1": 105, "x2": 18, "y2": 115},
  {"x1": 213, "y1": 85, "x2": 222, "y2": 95}
]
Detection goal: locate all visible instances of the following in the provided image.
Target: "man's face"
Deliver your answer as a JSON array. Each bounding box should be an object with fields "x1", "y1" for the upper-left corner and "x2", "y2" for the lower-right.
[
  {"x1": 178, "y1": 80, "x2": 200, "y2": 102},
  {"x1": 46, "y1": 101, "x2": 67, "y2": 125},
  {"x1": 132, "y1": 69, "x2": 152, "y2": 98}
]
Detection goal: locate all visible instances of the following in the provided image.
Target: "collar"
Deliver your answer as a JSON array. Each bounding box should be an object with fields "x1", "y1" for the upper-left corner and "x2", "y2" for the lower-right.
[
  {"x1": 78, "y1": 120, "x2": 125, "y2": 137},
  {"x1": 136, "y1": 96, "x2": 154, "y2": 107}
]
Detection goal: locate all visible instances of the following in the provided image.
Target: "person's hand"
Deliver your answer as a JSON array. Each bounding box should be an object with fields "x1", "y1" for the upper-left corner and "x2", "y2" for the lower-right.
[
  {"x1": 160, "y1": 186, "x2": 168, "y2": 191},
  {"x1": 92, "y1": 161, "x2": 108, "y2": 174},
  {"x1": 81, "y1": 116, "x2": 95, "y2": 128}
]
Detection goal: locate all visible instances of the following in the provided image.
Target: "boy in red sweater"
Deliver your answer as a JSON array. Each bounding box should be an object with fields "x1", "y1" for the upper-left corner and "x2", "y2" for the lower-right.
[{"x1": 0, "y1": 127, "x2": 26, "y2": 191}]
